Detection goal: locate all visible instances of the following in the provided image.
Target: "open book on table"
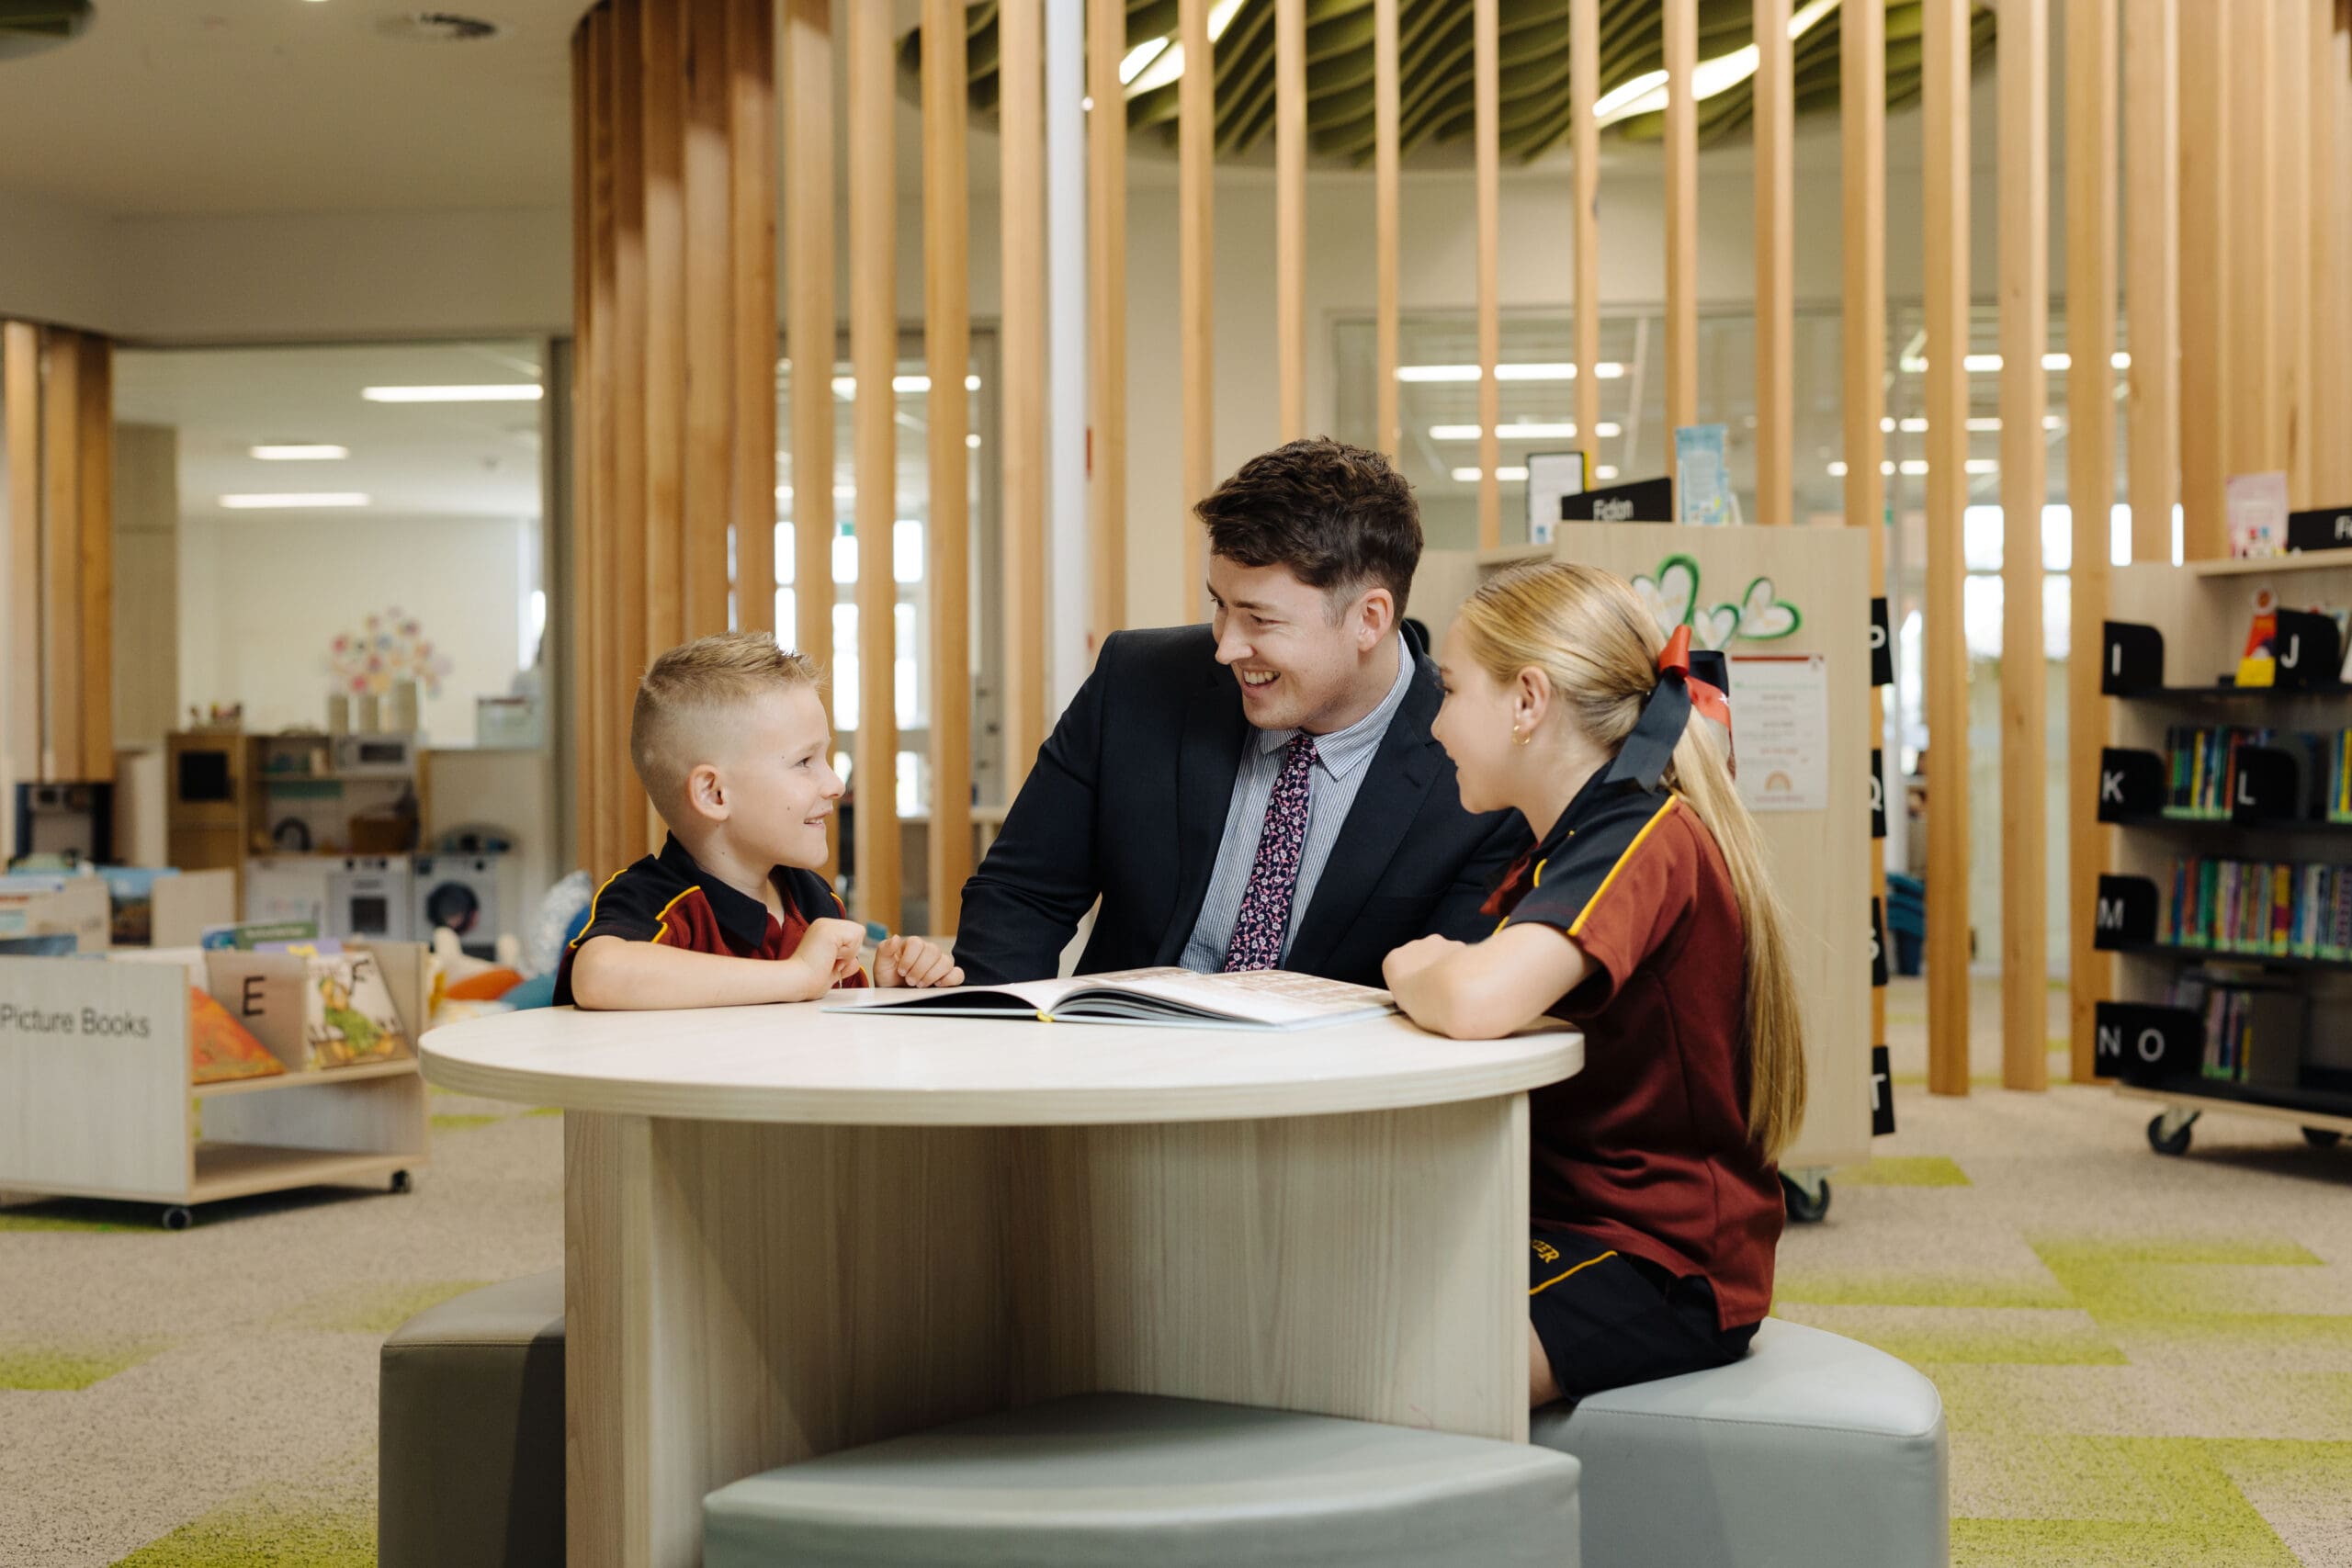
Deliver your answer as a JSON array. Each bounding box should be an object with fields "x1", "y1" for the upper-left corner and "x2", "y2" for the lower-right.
[{"x1": 822, "y1": 966, "x2": 1397, "y2": 1031}]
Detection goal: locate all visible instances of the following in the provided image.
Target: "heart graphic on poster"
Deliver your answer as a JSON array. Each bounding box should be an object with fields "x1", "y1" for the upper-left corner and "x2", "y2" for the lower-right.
[
  {"x1": 1632, "y1": 554, "x2": 1701, "y2": 637},
  {"x1": 1736, "y1": 576, "x2": 1802, "y2": 639},
  {"x1": 1692, "y1": 604, "x2": 1741, "y2": 650}
]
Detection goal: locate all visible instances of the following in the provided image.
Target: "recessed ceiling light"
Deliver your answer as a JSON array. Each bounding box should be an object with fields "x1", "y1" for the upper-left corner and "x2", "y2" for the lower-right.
[
  {"x1": 219, "y1": 492, "x2": 370, "y2": 509},
  {"x1": 251, "y1": 444, "x2": 349, "y2": 461},
  {"x1": 361, "y1": 385, "x2": 541, "y2": 402}
]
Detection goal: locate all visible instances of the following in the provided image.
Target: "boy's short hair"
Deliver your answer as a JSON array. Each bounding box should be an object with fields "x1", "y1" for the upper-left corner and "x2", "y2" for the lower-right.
[
  {"x1": 631, "y1": 632, "x2": 821, "y2": 823},
  {"x1": 1194, "y1": 436, "x2": 1422, "y2": 616}
]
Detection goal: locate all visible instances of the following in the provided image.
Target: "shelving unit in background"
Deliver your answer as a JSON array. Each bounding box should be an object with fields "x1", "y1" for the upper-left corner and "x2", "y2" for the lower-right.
[{"x1": 2093, "y1": 552, "x2": 2352, "y2": 1156}]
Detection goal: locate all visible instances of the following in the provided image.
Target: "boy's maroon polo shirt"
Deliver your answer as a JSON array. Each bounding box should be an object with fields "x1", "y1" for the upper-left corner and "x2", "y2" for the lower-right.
[
  {"x1": 552, "y1": 834, "x2": 868, "y2": 1007},
  {"x1": 1492, "y1": 772, "x2": 1783, "y2": 1330}
]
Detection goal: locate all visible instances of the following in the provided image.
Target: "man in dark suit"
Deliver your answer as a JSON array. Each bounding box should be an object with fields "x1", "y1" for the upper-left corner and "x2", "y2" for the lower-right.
[{"x1": 955, "y1": 437, "x2": 1531, "y2": 988}]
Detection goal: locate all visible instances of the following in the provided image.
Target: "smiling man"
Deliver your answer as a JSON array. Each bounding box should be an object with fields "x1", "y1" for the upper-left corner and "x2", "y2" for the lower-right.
[{"x1": 953, "y1": 437, "x2": 1531, "y2": 987}]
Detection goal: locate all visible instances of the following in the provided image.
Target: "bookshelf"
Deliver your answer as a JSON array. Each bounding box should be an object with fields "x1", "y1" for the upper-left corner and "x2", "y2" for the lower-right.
[{"x1": 2093, "y1": 551, "x2": 2352, "y2": 1155}]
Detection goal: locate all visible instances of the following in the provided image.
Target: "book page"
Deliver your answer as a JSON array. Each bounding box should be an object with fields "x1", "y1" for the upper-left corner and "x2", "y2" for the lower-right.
[{"x1": 1069, "y1": 968, "x2": 1395, "y2": 1025}]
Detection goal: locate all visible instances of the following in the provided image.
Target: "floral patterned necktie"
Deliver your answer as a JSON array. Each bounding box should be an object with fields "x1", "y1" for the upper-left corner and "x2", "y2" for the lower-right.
[{"x1": 1223, "y1": 734, "x2": 1318, "y2": 972}]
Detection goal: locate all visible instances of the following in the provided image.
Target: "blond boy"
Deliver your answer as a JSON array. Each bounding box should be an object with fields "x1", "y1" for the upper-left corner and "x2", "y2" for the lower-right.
[{"x1": 558, "y1": 632, "x2": 961, "y2": 1009}]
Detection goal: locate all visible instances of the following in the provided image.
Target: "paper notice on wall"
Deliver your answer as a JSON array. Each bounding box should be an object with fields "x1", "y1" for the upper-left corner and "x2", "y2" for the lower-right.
[{"x1": 1727, "y1": 652, "x2": 1830, "y2": 813}]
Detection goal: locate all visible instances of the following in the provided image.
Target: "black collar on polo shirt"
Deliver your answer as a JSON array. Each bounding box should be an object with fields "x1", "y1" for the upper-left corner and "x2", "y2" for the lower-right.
[
  {"x1": 1481, "y1": 764, "x2": 1668, "y2": 918},
  {"x1": 655, "y1": 833, "x2": 787, "y2": 951}
]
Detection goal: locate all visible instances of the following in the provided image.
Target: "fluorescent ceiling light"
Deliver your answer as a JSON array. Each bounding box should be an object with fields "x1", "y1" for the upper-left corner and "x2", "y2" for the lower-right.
[
  {"x1": 362, "y1": 384, "x2": 541, "y2": 402},
  {"x1": 966, "y1": 433, "x2": 982, "y2": 448},
  {"x1": 1449, "y1": 467, "x2": 1532, "y2": 483},
  {"x1": 1594, "y1": 2, "x2": 1837, "y2": 127},
  {"x1": 251, "y1": 444, "x2": 348, "y2": 460},
  {"x1": 1116, "y1": 37, "x2": 1167, "y2": 85},
  {"x1": 1429, "y1": 421, "x2": 1622, "y2": 441},
  {"x1": 831, "y1": 373, "x2": 982, "y2": 398},
  {"x1": 1592, "y1": 70, "x2": 1668, "y2": 119},
  {"x1": 1964, "y1": 458, "x2": 1998, "y2": 474},
  {"x1": 1125, "y1": 0, "x2": 1243, "y2": 96},
  {"x1": 1595, "y1": 466, "x2": 1620, "y2": 480},
  {"x1": 220, "y1": 492, "x2": 369, "y2": 509},
  {"x1": 1827, "y1": 460, "x2": 1849, "y2": 477}
]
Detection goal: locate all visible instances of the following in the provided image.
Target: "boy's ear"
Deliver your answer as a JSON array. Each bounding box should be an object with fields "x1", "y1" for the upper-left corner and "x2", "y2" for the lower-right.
[{"x1": 682, "y1": 761, "x2": 730, "y2": 824}]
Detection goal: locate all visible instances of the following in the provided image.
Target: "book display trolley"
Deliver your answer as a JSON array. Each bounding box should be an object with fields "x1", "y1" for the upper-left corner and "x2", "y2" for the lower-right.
[{"x1": 2095, "y1": 553, "x2": 2352, "y2": 1156}]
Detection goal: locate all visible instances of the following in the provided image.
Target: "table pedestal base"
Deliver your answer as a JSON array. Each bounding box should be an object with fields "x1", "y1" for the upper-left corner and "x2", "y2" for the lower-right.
[{"x1": 565, "y1": 1097, "x2": 1530, "y2": 1568}]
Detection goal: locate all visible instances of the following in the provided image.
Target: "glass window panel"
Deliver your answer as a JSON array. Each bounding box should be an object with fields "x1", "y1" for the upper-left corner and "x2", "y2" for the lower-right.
[
  {"x1": 775, "y1": 588, "x2": 795, "y2": 651},
  {"x1": 831, "y1": 602, "x2": 858, "y2": 731},
  {"x1": 1962, "y1": 575, "x2": 2004, "y2": 660},
  {"x1": 832, "y1": 528, "x2": 858, "y2": 585},
  {"x1": 894, "y1": 519, "x2": 924, "y2": 585},
  {"x1": 775, "y1": 521, "x2": 793, "y2": 584},
  {"x1": 897, "y1": 750, "x2": 923, "y2": 818},
  {"x1": 895, "y1": 602, "x2": 919, "y2": 730}
]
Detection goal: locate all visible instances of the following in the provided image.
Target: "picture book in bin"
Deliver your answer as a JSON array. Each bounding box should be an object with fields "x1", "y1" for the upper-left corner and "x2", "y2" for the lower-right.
[{"x1": 203, "y1": 946, "x2": 411, "y2": 1071}]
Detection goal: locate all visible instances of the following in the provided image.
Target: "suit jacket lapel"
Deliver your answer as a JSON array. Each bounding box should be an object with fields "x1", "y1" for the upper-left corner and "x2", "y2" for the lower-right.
[
  {"x1": 1284, "y1": 656, "x2": 1445, "y2": 975},
  {"x1": 1153, "y1": 667, "x2": 1249, "y2": 964}
]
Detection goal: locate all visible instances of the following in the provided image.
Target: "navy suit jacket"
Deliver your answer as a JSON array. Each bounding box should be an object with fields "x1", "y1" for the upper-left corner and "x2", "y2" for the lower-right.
[{"x1": 954, "y1": 623, "x2": 1532, "y2": 987}]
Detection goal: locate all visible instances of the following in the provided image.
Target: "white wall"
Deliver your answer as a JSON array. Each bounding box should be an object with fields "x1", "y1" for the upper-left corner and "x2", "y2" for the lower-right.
[{"x1": 176, "y1": 513, "x2": 530, "y2": 746}]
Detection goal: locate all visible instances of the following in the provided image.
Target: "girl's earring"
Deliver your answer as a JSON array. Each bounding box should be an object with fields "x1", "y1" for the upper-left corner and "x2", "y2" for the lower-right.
[{"x1": 1511, "y1": 726, "x2": 1532, "y2": 748}]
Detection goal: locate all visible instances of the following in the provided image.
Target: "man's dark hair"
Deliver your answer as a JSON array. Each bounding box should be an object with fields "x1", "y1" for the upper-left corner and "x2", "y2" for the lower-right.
[{"x1": 1195, "y1": 437, "x2": 1421, "y2": 615}]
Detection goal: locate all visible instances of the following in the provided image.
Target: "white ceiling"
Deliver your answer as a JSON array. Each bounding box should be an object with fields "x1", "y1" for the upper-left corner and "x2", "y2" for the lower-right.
[
  {"x1": 113, "y1": 340, "x2": 547, "y2": 519},
  {"x1": 0, "y1": 0, "x2": 587, "y2": 216}
]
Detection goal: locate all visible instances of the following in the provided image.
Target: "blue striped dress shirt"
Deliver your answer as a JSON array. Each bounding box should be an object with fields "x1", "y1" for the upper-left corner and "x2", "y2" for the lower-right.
[{"x1": 1179, "y1": 637, "x2": 1418, "y2": 972}]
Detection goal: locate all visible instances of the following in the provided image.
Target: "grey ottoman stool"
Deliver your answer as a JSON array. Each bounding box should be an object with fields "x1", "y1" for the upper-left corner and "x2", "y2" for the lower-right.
[
  {"x1": 705, "y1": 1393, "x2": 1581, "y2": 1568},
  {"x1": 379, "y1": 1269, "x2": 565, "y2": 1568},
  {"x1": 1532, "y1": 1317, "x2": 1949, "y2": 1568}
]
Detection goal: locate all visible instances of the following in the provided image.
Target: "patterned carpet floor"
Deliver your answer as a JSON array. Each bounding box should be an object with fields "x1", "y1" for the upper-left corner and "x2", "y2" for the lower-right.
[{"x1": 1, "y1": 976, "x2": 2347, "y2": 1566}]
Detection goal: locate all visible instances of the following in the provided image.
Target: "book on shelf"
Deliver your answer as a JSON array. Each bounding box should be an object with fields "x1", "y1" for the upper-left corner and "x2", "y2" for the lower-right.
[
  {"x1": 2163, "y1": 853, "x2": 2352, "y2": 958},
  {"x1": 2161, "y1": 725, "x2": 2352, "y2": 822},
  {"x1": 2167, "y1": 970, "x2": 2305, "y2": 1088},
  {"x1": 823, "y1": 967, "x2": 1399, "y2": 1031}
]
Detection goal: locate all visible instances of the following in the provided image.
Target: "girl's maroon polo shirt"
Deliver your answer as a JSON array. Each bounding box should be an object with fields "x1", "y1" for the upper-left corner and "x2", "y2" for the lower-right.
[{"x1": 1493, "y1": 773, "x2": 1784, "y2": 1330}]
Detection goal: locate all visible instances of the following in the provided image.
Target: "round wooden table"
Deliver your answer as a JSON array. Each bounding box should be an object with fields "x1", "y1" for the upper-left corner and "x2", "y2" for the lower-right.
[{"x1": 423, "y1": 998, "x2": 1582, "y2": 1568}]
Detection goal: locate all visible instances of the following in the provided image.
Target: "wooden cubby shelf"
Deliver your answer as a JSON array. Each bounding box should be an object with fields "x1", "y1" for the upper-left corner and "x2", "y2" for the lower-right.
[{"x1": 2097, "y1": 557, "x2": 2352, "y2": 1156}]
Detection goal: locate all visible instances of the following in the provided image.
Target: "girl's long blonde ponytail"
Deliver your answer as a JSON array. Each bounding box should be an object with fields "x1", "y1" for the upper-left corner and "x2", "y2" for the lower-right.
[{"x1": 1456, "y1": 561, "x2": 1809, "y2": 1161}]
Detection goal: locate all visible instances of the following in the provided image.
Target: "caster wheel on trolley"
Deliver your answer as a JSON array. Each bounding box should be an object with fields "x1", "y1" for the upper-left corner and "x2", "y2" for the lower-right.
[
  {"x1": 2303, "y1": 1128, "x2": 2343, "y2": 1151},
  {"x1": 390, "y1": 1169, "x2": 413, "y2": 1195},
  {"x1": 159, "y1": 1206, "x2": 194, "y2": 1232},
  {"x1": 2147, "y1": 1112, "x2": 2196, "y2": 1157},
  {"x1": 1781, "y1": 1173, "x2": 1831, "y2": 1224}
]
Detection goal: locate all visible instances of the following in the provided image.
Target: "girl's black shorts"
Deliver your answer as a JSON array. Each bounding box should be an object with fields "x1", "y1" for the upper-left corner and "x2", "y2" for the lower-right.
[{"x1": 1527, "y1": 1227, "x2": 1758, "y2": 1404}]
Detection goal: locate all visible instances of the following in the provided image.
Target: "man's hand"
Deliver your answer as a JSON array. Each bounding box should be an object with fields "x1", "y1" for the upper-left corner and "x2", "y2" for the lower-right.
[
  {"x1": 876, "y1": 934, "x2": 964, "y2": 989},
  {"x1": 1382, "y1": 932, "x2": 1467, "y2": 991},
  {"x1": 792, "y1": 918, "x2": 869, "y2": 991}
]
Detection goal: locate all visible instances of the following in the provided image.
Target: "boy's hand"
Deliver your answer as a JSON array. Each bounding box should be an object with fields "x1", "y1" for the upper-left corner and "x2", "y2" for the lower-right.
[
  {"x1": 875, "y1": 934, "x2": 964, "y2": 989},
  {"x1": 792, "y1": 918, "x2": 868, "y2": 991},
  {"x1": 1382, "y1": 933, "x2": 1465, "y2": 990}
]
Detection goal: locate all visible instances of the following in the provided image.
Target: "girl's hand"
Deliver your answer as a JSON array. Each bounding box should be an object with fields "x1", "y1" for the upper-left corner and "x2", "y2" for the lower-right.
[
  {"x1": 1383, "y1": 933, "x2": 1466, "y2": 990},
  {"x1": 876, "y1": 934, "x2": 965, "y2": 989}
]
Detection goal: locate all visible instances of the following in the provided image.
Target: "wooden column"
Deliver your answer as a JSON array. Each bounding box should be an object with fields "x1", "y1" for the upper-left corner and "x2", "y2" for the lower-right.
[
  {"x1": 1663, "y1": 0, "x2": 1698, "y2": 434},
  {"x1": 923, "y1": 0, "x2": 973, "y2": 935},
  {"x1": 729, "y1": 0, "x2": 776, "y2": 635},
  {"x1": 1922, "y1": 0, "x2": 1972, "y2": 1096},
  {"x1": 1475, "y1": 0, "x2": 1500, "y2": 547},
  {"x1": 1089, "y1": 0, "x2": 1128, "y2": 634},
  {"x1": 1276, "y1": 0, "x2": 1306, "y2": 443},
  {"x1": 1003, "y1": 0, "x2": 1047, "y2": 785},
  {"x1": 571, "y1": 0, "x2": 777, "y2": 869},
  {"x1": 2313, "y1": 0, "x2": 2344, "y2": 504},
  {"x1": 2279, "y1": 0, "x2": 2313, "y2": 506},
  {"x1": 2177, "y1": 0, "x2": 2228, "y2": 559},
  {"x1": 848, "y1": 0, "x2": 899, "y2": 931},
  {"x1": 783, "y1": 0, "x2": 835, "y2": 880},
  {"x1": 2068, "y1": 0, "x2": 2120, "y2": 1084},
  {"x1": 2226, "y1": 0, "x2": 2277, "y2": 480},
  {"x1": 1572, "y1": 0, "x2": 1600, "y2": 481},
  {"x1": 1841, "y1": 0, "x2": 1886, "y2": 1059},
  {"x1": 1753, "y1": 0, "x2": 1793, "y2": 526},
  {"x1": 1998, "y1": 0, "x2": 2049, "y2": 1093},
  {"x1": 1374, "y1": 0, "x2": 1400, "y2": 457},
  {"x1": 3, "y1": 323, "x2": 42, "y2": 831},
  {"x1": 2125, "y1": 0, "x2": 2179, "y2": 566},
  {"x1": 1179, "y1": 0, "x2": 1214, "y2": 609},
  {"x1": 0, "y1": 322, "x2": 115, "y2": 799}
]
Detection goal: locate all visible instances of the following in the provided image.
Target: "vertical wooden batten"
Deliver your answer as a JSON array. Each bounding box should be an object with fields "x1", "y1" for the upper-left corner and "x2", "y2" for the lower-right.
[
  {"x1": 1002, "y1": 0, "x2": 1047, "y2": 788},
  {"x1": 783, "y1": 0, "x2": 836, "y2": 820},
  {"x1": 2278, "y1": 0, "x2": 2313, "y2": 506},
  {"x1": 1752, "y1": 0, "x2": 1792, "y2": 526},
  {"x1": 848, "y1": 0, "x2": 899, "y2": 931},
  {"x1": 728, "y1": 0, "x2": 776, "y2": 635},
  {"x1": 923, "y1": 0, "x2": 973, "y2": 934},
  {"x1": 74, "y1": 335, "x2": 112, "y2": 784},
  {"x1": 1997, "y1": 0, "x2": 2050, "y2": 1093},
  {"x1": 3, "y1": 323, "x2": 39, "y2": 821},
  {"x1": 1922, "y1": 0, "x2": 1972, "y2": 1097},
  {"x1": 640, "y1": 0, "x2": 687, "y2": 680},
  {"x1": 39, "y1": 331, "x2": 83, "y2": 783},
  {"x1": 1088, "y1": 0, "x2": 1128, "y2": 636},
  {"x1": 1276, "y1": 0, "x2": 1306, "y2": 444},
  {"x1": 1374, "y1": 0, "x2": 1400, "y2": 457},
  {"x1": 2313, "y1": 0, "x2": 2344, "y2": 505},
  {"x1": 2177, "y1": 0, "x2": 2228, "y2": 559},
  {"x1": 1662, "y1": 0, "x2": 1698, "y2": 434},
  {"x1": 571, "y1": 17, "x2": 606, "y2": 874},
  {"x1": 606, "y1": 0, "x2": 650, "y2": 867},
  {"x1": 1179, "y1": 0, "x2": 1214, "y2": 608},
  {"x1": 2068, "y1": 0, "x2": 2120, "y2": 1084},
  {"x1": 1571, "y1": 0, "x2": 1599, "y2": 483},
  {"x1": 1840, "y1": 0, "x2": 1886, "y2": 1057},
  {"x1": 1475, "y1": 0, "x2": 1500, "y2": 547},
  {"x1": 679, "y1": 0, "x2": 736, "y2": 639},
  {"x1": 2124, "y1": 0, "x2": 2179, "y2": 567}
]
